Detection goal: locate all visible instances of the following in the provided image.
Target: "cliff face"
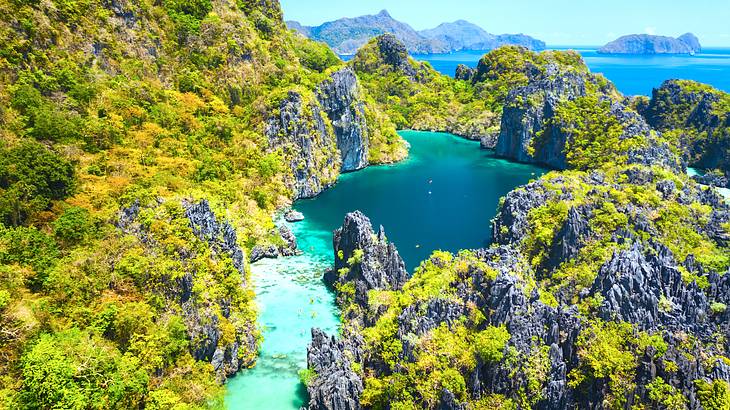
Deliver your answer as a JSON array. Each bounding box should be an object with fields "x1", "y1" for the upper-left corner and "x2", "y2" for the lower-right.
[
  {"x1": 324, "y1": 211, "x2": 409, "y2": 317},
  {"x1": 266, "y1": 90, "x2": 340, "y2": 200},
  {"x1": 316, "y1": 67, "x2": 370, "y2": 172},
  {"x1": 266, "y1": 65, "x2": 400, "y2": 199},
  {"x1": 598, "y1": 33, "x2": 702, "y2": 54}
]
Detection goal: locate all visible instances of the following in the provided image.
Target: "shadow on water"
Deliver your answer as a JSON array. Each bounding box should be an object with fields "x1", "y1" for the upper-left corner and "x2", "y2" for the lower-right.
[{"x1": 293, "y1": 382, "x2": 309, "y2": 407}]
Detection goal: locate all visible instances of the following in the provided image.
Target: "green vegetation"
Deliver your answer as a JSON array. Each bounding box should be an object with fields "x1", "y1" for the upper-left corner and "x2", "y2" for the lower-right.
[
  {"x1": 0, "y1": 0, "x2": 405, "y2": 406},
  {"x1": 568, "y1": 321, "x2": 667, "y2": 409},
  {"x1": 350, "y1": 37, "x2": 499, "y2": 139},
  {"x1": 695, "y1": 379, "x2": 730, "y2": 410},
  {"x1": 557, "y1": 95, "x2": 640, "y2": 170}
]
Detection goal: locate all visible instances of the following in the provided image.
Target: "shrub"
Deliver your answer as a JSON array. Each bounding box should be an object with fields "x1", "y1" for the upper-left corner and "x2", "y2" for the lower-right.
[
  {"x1": 294, "y1": 38, "x2": 341, "y2": 72},
  {"x1": 695, "y1": 379, "x2": 730, "y2": 410},
  {"x1": 0, "y1": 226, "x2": 59, "y2": 288},
  {"x1": 19, "y1": 329, "x2": 149, "y2": 409},
  {"x1": 473, "y1": 326, "x2": 510, "y2": 363},
  {"x1": 53, "y1": 206, "x2": 95, "y2": 245}
]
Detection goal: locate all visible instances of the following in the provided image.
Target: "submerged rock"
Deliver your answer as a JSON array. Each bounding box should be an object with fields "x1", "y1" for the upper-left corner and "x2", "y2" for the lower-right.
[
  {"x1": 284, "y1": 209, "x2": 305, "y2": 222},
  {"x1": 249, "y1": 224, "x2": 300, "y2": 263}
]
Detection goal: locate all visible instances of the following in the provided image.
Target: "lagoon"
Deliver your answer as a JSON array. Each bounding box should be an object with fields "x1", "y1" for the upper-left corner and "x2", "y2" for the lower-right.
[{"x1": 224, "y1": 131, "x2": 545, "y2": 409}]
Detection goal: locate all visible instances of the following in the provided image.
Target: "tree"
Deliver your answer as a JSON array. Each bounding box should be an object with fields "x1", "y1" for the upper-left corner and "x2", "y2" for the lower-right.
[{"x1": 0, "y1": 141, "x2": 76, "y2": 226}]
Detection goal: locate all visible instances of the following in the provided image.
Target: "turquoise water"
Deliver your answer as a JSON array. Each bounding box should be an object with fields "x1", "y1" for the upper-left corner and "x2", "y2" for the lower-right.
[
  {"x1": 224, "y1": 131, "x2": 544, "y2": 409},
  {"x1": 357, "y1": 47, "x2": 730, "y2": 96}
]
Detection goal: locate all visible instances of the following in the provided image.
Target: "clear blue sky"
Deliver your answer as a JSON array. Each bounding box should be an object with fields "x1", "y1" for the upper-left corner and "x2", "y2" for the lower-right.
[{"x1": 280, "y1": 0, "x2": 730, "y2": 46}]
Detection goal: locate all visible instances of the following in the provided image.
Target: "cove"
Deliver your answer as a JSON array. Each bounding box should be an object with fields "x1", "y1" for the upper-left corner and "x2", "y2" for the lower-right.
[{"x1": 224, "y1": 131, "x2": 545, "y2": 409}]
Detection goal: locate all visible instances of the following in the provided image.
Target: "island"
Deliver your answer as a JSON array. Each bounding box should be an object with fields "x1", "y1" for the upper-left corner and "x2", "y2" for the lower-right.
[{"x1": 598, "y1": 32, "x2": 702, "y2": 54}]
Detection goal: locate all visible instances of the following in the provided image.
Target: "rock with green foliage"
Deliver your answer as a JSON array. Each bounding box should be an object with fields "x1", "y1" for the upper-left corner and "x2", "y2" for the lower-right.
[
  {"x1": 494, "y1": 50, "x2": 680, "y2": 171},
  {"x1": 351, "y1": 34, "x2": 501, "y2": 142},
  {"x1": 642, "y1": 79, "x2": 730, "y2": 187},
  {"x1": 311, "y1": 164, "x2": 730, "y2": 409}
]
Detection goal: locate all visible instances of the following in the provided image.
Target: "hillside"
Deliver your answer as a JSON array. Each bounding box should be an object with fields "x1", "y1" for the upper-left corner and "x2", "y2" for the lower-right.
[
  {"x1": 0, "y1": 0, "x2": 405, "y2": 407},
  {"x1": 287, "y1": 10, "x2": 545, "y2": 55},
  {"x1": 287, "y1": 10, "x2": 448, "y2": 55},
  {"x1": 599, "y1": 33, "x2": 702, "y2": 54}
]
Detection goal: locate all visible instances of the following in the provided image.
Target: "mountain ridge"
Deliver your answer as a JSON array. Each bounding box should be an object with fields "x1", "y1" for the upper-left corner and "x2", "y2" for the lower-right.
[{"x1": 287, "y1": 10, "x2": 545, "y2": 55}]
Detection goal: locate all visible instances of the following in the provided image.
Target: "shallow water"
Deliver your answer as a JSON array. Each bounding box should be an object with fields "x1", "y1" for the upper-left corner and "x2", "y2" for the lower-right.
[
  {"x1": 397, "y1": 47, "x2": 730, "y2": 96},
  {"x1": 224, "y1": 131, "x2": 544, "y2": 409}
]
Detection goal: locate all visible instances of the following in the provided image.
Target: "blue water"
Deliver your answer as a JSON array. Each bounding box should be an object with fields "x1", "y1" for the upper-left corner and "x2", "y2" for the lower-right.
[
  {"x1": 344, "y1": 47, "x2": 730, "y2": 96},
  {"x1": 224, "y1": 131, "x2": 544, "y2": 409}
]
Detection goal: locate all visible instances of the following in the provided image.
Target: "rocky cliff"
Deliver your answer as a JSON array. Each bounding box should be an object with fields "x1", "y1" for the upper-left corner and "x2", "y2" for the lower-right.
[
  {"x1": 267, "y1": 65, "x2": 404, "y2": 199},
  {"x1": 118, "y1": 199, "x2": 259, "y2": 380},
  {"x1": 324, "y1": 211, "x2": 409, "y2": 320},
  {"x1": 316, "y1": 67, "x2": 370, "y2": 172},
  {"x1": 495, "y1": 60, "x2": 680, "y2": 171},
  {"x1": 599, "y1": 33, "x2": 702, "y2": 54},
  {"x1": 642, "y1": 79, "x2": 730, "y2": 187}
]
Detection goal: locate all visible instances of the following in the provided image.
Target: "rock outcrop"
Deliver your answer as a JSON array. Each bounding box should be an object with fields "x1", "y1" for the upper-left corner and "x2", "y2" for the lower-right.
[
  {"x1": 454, "y1": 64, "x2": 475, "y2": 81},
  {"x1": 371, "y1": 33, "x2": 418, "y2": 79},
  {"x1": 643, "y1": 79, "x2": 730, "y2": 186},
  {"x1": 306, "y1": 329, "x2": 364, "y2": 410},
  {"x1": 324, "y1": 211, "x2": 408, "y2": 310},
  {"x1": 267, "y1": 66, "x2": 389, "y2": 198},
  {"x1": 266, "y1": 90, "x2": 340, "y2": 200},
  {"x1": 117, "y1": 199, "x2": 258, "y2": 380},
  {"x1": 284, "y1": 209, "x2": 305, "y2": 222},
  {"x1": 598, "y1": 33, "x2": 702, "y2": 54},
  {"x1": 249, "y1": 224, "x2": 299, "y2": 263},
  {"x1": 184, "y1": 200, "x2": 246, "y2": 278}
]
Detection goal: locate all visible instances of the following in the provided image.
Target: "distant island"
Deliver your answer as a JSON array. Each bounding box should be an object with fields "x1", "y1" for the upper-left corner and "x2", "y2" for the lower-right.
[
  {"x1": 598, "y1": 33, "x2": 702, "y2": 54},
  {"x1": 287, "y1": 10, "x2": 545, "y2": 55}
]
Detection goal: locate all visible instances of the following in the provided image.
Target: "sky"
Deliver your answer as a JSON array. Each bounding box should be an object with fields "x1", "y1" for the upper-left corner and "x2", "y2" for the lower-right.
[{"x1": 279, "y1": 0, "x2": 730, "y2": 46}]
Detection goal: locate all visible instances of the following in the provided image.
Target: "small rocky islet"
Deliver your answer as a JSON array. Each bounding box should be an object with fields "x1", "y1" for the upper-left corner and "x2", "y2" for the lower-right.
[{"x1": 0, "y1": 0, "x2": 729, "y2": 408}]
